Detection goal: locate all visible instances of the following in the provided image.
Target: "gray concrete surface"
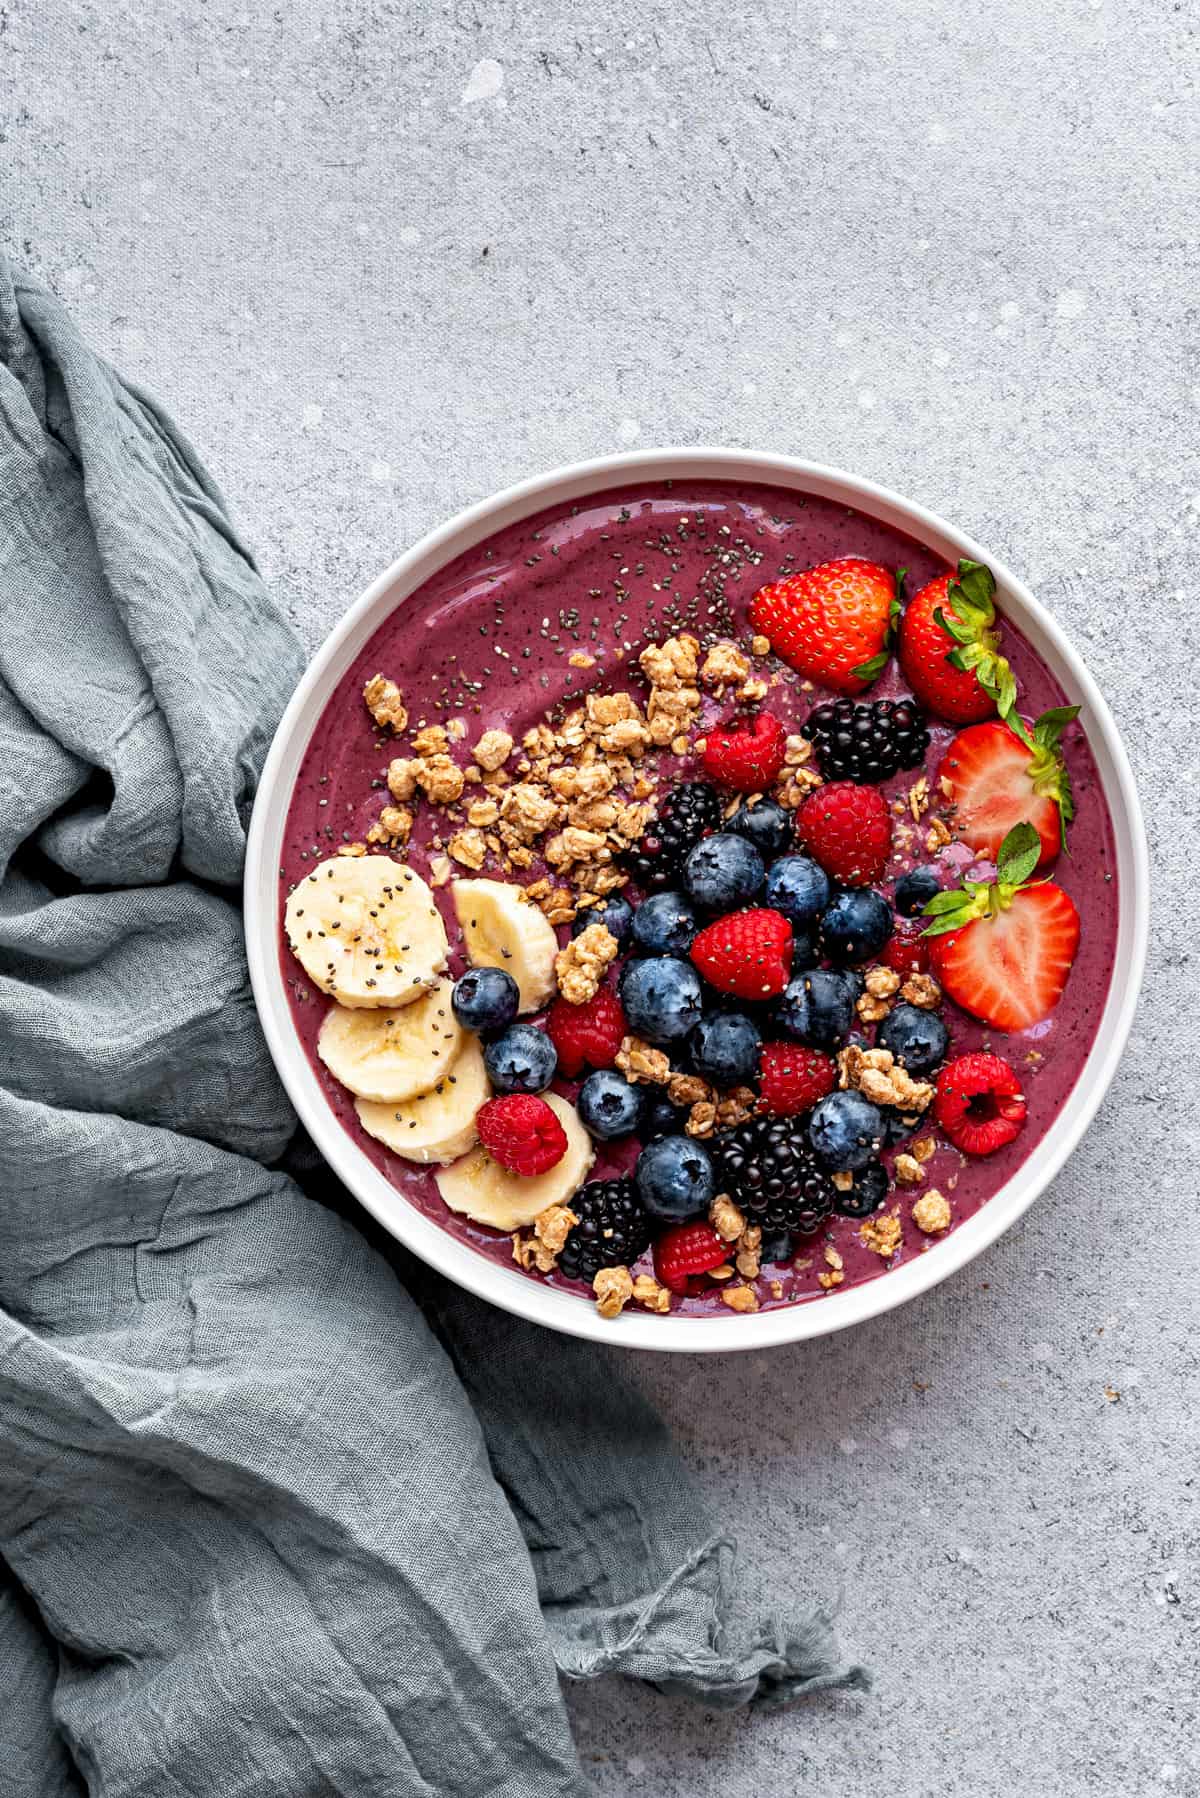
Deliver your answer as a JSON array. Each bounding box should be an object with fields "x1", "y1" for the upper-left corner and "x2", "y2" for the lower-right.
[{"x1": 3, "y1": 2, "x2": 1196, "y2": 1792}]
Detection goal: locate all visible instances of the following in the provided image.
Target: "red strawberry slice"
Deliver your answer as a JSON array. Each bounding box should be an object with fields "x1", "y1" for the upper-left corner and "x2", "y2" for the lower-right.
[
  {"x1": 758, "y1": 1042, "x2": 836, "y2": 1116},
  {"x1": 653, "y1": 1220, "x2": 728, "y2": 1295},
  {"x1": 922, "y1": 822, "x2": 1080, "y2": 1031},
  {"x1": 546, "y1": 988, "x2": 626, "y2": 1078},
  {"x1": 899, "y1": 560, "x2": 1015, "y2": 725},
  {"x1": 931, "y1": 884, "x2": 1080, "y2": 1032},
  {"x1": 939, "y1": 708, "x2": 1079, "y2": 867},
  {"x1": 749, "y1": 558, "x2": 900, "y2": 693},
  {"x1": 701, "y1": 711, "x2": 786, "y2": 791},
  {"x1": 935, "y1": 1053, "x2": 1028, "y2": 1155},
  {"x1": 690, "y1": 907, "x2": 793, "y2": 1000}
]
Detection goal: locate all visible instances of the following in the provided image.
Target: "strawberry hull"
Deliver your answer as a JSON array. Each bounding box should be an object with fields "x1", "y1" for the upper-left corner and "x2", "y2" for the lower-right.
[{"x1": 279, "y1": 479, "x2": 1119, "y2": 1316}]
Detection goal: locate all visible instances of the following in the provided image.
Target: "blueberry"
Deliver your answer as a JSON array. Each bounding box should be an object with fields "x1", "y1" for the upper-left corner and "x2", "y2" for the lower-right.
[
  {"x1": 571, "y1": 893, "x2": 634, "y2": 946},
  {"x1": 764, "y1": 854, "x2": 831, "y2": 924},
  {"x1": 876, "y1": 1003, "x2": 950, "y2": 1075},
  {"x1": 631, "y1": 890, "x2": 700, "y2": 955},
  {"x1": 820, "y1": 888, "x2": 894, "y2": 966},
  {"x1": 683, "y1": 833, "x2": 765, "y2": 910},
  {"x1": 577, "y1": 1069, "x2": 645, "y2": 1140},
  {"x1": 777, "y1": 968, "x2": 861, "y2": 1049},
  {"x1": 643, "y1": 1093, "x2": 686, "y2": 1141},
  {"x1": 809, "y1": 1090, "x2": 887, "y2": 1170},
  {"x1": 688, "y1": 1011, "x2": 762, "y2": 1088},
  {"x1": 451, "y1": 967, "x2": 520, "y2": 1035},
  {"x1": 832, "y1": 1161, "x2": 889, "y2": 1217},
  {"x1": 760, "y1": 1229, "x2": 796, "y2": 1264},
  {"x1": 482, "y1": 1024, "x2": 557, "y2": 1094},
  {"x1": 894, "y1": 865, "x2": 941, "y2": 918},
  {"x1": 728, "y1": 795, "x2": 794, "y2": 858},
  {"x1": 635, "y1": 1134, "x2": 715, "y2": 1221},
  {"x1": 620, "y1": 956, "x2": 704, "y2": 1044}
]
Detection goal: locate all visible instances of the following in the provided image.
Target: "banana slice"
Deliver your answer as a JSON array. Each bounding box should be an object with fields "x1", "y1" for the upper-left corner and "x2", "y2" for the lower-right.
[
  {"x1": 451, "y1": 878, "x2": 558, "y2": 1013},
  {"x1": 434, "y1": 1093, "x2": 594, "y2": 1232},
  {"x1": 355, "y1": 1035, "x2": 490, "y2": 1164},
  {"x1": 317, "y1": 976, "x2": 464, "y2": 1103},
  {"x1": 284, "y1": 855, "x2": 448, "y2": 1008}
]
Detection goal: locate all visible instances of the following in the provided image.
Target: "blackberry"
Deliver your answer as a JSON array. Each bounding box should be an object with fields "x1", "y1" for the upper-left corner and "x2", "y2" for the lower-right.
[
  {"x1": 710, "y1": 1116, "x2": 836, "y2": 1236},
  {"x1": 624, "y1": 782, "x2": 722, "y2": 890},
  {"x1": 557, "y1": 1178, "x2": 652, "y2": 1284},
  {"x1": 802, "y1": 697, "x2": 930, "y2": 785}
]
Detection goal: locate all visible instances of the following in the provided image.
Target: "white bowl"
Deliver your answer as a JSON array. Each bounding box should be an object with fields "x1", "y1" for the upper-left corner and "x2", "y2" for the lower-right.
[{"x1": 245, "y1": 450, "x2": 1149, "y2": 1353}]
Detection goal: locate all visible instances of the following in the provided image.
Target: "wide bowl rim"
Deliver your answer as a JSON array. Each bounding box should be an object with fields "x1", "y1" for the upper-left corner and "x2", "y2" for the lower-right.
[{"x1": 244, "y1": 447, "x2": 1149, "y2": 1354}]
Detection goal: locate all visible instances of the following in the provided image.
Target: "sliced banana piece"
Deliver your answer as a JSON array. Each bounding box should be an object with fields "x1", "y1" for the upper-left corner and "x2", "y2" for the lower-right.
[
  {"x1": 435, "y1": 1093, "x2": 594, "y2": 1232},
  {"x1": 451, "y1": 878, "x2": 558, "y2": 1013},
  {"x1": 317, "y1": 976, "x2": 464, "y2": 1104},
  {"x1": 284, "y1": 854, "x2": 448, "y2": 1008},
  {"x1": 355, "y1": 1035, "x2": 490, "y2": 1164}
]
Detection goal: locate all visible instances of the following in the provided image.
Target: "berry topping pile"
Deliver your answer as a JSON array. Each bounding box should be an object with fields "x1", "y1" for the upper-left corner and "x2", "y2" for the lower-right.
[{"x1": 287, "y1": 517, "x2": 1094, "y2": 1325}]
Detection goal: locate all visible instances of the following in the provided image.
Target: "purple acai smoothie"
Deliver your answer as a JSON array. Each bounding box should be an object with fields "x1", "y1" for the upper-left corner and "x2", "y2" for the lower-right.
[{"x1": 279, "y1": 480, "x2": 1119, "y2": 1317}]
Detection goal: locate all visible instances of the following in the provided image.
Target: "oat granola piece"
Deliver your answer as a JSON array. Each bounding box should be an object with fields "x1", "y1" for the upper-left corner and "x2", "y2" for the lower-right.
[
  {"x1": 416, "y1": 754, "x2": 465, "y2": 805},
  {"x1": 473, "y1": 728, "x2": 514, "y2": 772},
  {"x1": 568, "y1": 650, "x2": 596, "y2": 669},
  {"x1": 336, "y1": 841, "x2": 367, "y2": 857},
  {"x1": 925, "y1": 817, "x2": 953, "y2": 852},
  {"x1": 901, "y1": 973, "x2": 942, "y2": 1010},
  {"x1": 859, "y1": 1212, "x2": 903, "y2": 1259},
  {"x1": 700, "y1": 640, "x2": 752, "y2": 689},
  {"x1": 735, "y1": 1224, "x2": 763, "y2": 1281},
  {"x1": 685, "y1": 1101, "x2": 717, "y2": 1138},
  {"x1": 448, "y1": 827, "x2": 488, "y2": 869},
  {"x1": 750, "y1": 634, "x2": 771, "y2": 657},
  {"x1": 616, "y1": 1036, "x2": 671, "y2": 1085},
  {"x1": 511, "y1": 1204, "x2": 579, "y2": 1274},
  {"x1": 554, "y1": 922, "x2": 619, "y2": 1004},
  {"x1": 646, "y1": 684, "x2": 701, "y2": 747},
  {"x1": 720, "y1": 1283, "x2": 759, "y2": 1314},
  {"x1": 709, "y1": 1195, "x2": 747, "y2": 1243},
  {"x1": 363, "y1": 674, "x2": 408, "y2": 732},
  {"x1": 427, "y1": 852, "x2": 453, "y2": 888},
  {"x1": 411, "y1": 723, "x2": 450, "y2": 759},
  {"x1": 632, "y1": 1273, "x2": 672, "y2": 1314},
  {"x1": 838, "y1": 1044, "x2": 934, "y2": 1113},
  {"x1": 367, "y1": 805, "x2": 413, "y2": 846},
  {"x1": 894, "y1": 1153, "x2": 925, "y2": 1186},
  {"x1": 639, "y1": 632, "x2": 699, "y2": 690},
  {"x1": 467, "y1": 797, "x2": 500, "y2": 828},
  {"x1": 865, "y1": 965, "x2": 902, "y2": 999},
  {"x1": 911, "y1": 1188, "x2": 951, "y2": 1234},
  {"x1": 594, "y1": 1265, "x2": 634, "y2": 1319},
  {"x1": 667, "y1": 1071, "x2": 711, "y2": 1109},
  {"x1": 913, "y1": 1135, "x2": 937, "y2": 1163},
  {"x1": 387, "y1": 757, "x2": 421, "y2": 802},
  {"x1": 500, "y1": 781, "x2": 563, "y2": 842}
]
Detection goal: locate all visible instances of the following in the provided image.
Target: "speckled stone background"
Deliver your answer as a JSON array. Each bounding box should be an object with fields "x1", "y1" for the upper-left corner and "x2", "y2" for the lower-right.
[{"x1": 4, "y1": 2, "x2": 1196, "y2": 1792}]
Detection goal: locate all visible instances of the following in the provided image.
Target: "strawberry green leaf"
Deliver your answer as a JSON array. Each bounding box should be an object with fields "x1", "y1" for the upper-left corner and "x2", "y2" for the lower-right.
[
  {"x1": 1031, "y1": 704, "x2": 1081, "y2": 748},
  {"x1": 851, "y1": 649, "x2": 890, "y2": 681},
  {"x1": 996, "y1": 822, "x2": 1042, "y2": 887},
  {"x1": 922, "y1": 890, "x2": 970, "y2": 915}
]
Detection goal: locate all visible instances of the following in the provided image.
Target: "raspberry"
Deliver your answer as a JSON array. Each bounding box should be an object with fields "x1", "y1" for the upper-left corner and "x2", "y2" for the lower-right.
[
  {"x1": 476, "y1": 1094, "x2": 569, "y2": 1176},
  {"x1": 689, "y1": 907, "x2": 793, "y2": 1001},
  {"x1": 796, "y1": 781, "x2": 892, "y2": 886},
  {"x1": 653, "y1": 1220, "x2": 728, "y2": 1295},
  {"x1": 545, "y1": 988, "x2": 626, "y2": 1078},
  {"x1": 881, "y1": 919, "x2": 931, "y2": 977},
  {"x1": 934, "y1": 1053, "x2": 1027, "y2": 1156},
  {"x1": 758, "y1": 1042, "x2": 836, "y2": 1117},
  {"x1": 701, "y1": 712, "x2": 787, "y2": 792}
]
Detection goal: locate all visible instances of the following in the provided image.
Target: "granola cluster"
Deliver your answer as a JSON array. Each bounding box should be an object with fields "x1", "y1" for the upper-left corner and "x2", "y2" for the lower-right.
[{"x1": 837, "y1": 1044, "x2": 935, "y2": 1115}]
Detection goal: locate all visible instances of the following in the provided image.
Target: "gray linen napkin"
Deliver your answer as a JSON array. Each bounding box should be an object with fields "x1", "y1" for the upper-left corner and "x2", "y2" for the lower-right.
[{"x1": 0, "y1": 258, "x2": 866, "y2": 1798}]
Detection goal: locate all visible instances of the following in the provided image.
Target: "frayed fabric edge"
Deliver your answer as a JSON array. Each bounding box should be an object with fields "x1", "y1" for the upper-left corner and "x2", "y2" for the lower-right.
[{"x1": 544, "y1": 1536, "x2": 870, "y2": 1711}]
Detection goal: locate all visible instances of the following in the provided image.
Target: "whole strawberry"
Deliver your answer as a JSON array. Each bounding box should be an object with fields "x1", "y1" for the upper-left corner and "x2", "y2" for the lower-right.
[
  {"x1": 702, "y1": 711, "x2": 786, "y2": 791},
  {"x1": 546, "y1": 988, "x2": 626, "y2": 1078},
  {"x1": 899, "y1": 559, "x2": 1017, "y2": 725},
  {"x1": 749, "y1": 557, "x2": 900, "y2": 693},
  {"x1": 795, "y1": 782, "x2": 892, "y2": 886},
  {"x1": 935, "y1": 1053, "x2": 1027, "y2": 1156},
  {"x1": 690, "y1": 908, "x2": 793, "y2": 1001},
  {"x1": 924, "y1": 823, "x2": 1080, "y2": 1031},
  {"x1": 653, "y1": 1220, "x2": 728, "y2": 1295},
  {"x1": 477, "y1": 1094, "x2": 569, "y2": 1176},
  {"x1": 758, "y1": 1042, "x2": 836, "y2": 1116}
]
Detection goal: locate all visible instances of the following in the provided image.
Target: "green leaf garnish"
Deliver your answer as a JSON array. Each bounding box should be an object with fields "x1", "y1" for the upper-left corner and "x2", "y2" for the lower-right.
[
  {"x1": 921, "y1": 818, "x2": 1047, "y2": 937},
  {"x1": 851, "y1": 564, "x2": 908, "y2": 684},
  {"x1": 934, "y1": 559, "x2": 1027, "y2": 735},
  {"x1": 996, "y1": 821, "x2": 1042, "y2": 887}
]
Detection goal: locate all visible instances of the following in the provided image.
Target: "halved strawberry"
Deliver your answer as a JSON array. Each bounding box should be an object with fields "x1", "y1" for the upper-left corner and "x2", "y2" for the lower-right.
[
  {"x1": 899, "y1": 560, "x2": 1017, "y2": 725},
  {"x1": 939, "y1": 706, "x2": 1080, "y2": 867},
  {"x1": 749, "y1": 558, "x2": 901, "y2": 693},
  {"x1": 923, "y1": 824, "x2": 1080, "y2": 1031}
]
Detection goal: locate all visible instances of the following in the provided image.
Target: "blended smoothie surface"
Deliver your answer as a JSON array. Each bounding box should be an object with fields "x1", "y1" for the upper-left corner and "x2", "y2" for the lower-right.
[{"x1": 279, "y1": 480, "x2": 1119, "y2": 1314}]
